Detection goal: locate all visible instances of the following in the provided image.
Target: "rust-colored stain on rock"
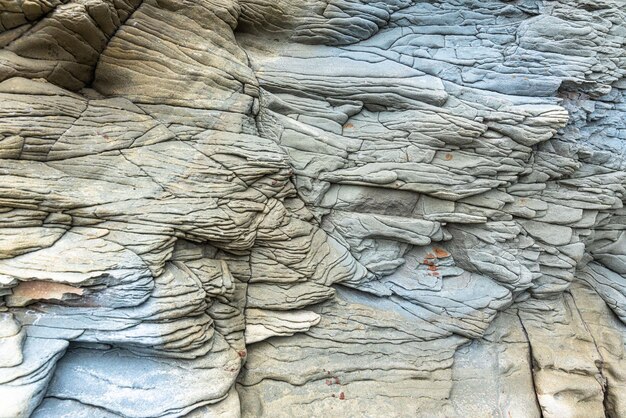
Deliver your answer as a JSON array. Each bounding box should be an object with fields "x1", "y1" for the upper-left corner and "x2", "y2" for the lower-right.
[
  {"x1": 11, "y1": 280, "x2": 83, "y2": 302},
  {"x1": 7, "y1": 281, "x2": 84, "y2": 307}
]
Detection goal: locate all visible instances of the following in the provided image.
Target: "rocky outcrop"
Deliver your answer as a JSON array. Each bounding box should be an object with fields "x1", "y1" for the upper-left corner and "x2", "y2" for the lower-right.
[{"x1": 0, "y1": 0, "x2": 625, "y2": 417}]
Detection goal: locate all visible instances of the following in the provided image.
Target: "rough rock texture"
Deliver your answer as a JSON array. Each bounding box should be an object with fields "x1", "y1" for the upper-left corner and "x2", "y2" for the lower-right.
[{"x1": 0, "y1": 0, "x2": 625, "y2": 417}]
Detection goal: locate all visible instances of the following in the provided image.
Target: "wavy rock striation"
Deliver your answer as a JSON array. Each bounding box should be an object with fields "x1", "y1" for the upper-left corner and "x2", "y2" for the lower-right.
[{"x1": 0, "y1": 0, "x2": 625, "y2": 417}]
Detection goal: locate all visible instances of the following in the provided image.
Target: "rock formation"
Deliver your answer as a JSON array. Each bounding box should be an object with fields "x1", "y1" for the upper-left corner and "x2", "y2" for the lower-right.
[{"x1": 0, "y1": 0, "x2": 625, "y2": 417}]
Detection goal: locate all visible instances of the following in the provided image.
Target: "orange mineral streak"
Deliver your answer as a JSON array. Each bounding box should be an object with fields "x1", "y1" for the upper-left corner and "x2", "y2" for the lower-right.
[
  {"x1": 11, "y1": 280, "x2": 83, "y2": 302},
  {"x1": 433, "y1": 247, "x2": 450, "y2": 258}
]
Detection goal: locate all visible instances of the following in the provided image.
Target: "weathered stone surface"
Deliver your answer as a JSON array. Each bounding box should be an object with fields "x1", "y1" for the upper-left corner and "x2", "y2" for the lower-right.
[{"x1": 0, "y1": 0, "x2": 625, "y2": 416}]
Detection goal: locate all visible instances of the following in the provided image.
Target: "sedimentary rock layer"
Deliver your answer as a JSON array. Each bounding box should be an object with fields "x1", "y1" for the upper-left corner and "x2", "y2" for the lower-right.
[{"x1": 0, "y1": 0, "x2": 625, "y2": 417}]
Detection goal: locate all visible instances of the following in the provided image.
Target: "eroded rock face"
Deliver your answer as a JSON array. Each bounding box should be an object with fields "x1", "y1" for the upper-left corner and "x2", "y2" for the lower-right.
[{"x1": 0, "y1": 0, "x2": 624, "y2": 417}]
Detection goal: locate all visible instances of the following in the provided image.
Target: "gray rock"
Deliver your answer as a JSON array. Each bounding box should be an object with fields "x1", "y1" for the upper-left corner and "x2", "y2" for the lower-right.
[{"x1": 0, "y1": 0, "x2": 625, "y2": 416}]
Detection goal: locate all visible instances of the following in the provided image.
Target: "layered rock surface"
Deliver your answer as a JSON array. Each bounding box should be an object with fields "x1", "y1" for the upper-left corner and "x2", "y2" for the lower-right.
[{"x1": 0, "y1": 0, "x2": 625, "y2": 417}]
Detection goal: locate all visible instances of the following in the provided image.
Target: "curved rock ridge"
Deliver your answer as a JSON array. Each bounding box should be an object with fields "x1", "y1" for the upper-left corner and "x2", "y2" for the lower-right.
[{"x1": 0, "y1": 0, "x2": 625, "y2": 417}]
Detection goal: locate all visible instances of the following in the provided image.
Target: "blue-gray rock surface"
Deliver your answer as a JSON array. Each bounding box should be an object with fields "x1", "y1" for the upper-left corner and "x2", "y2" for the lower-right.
[{"x1": 0, "y1": 0, "x2": 625, "y2": 417}]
